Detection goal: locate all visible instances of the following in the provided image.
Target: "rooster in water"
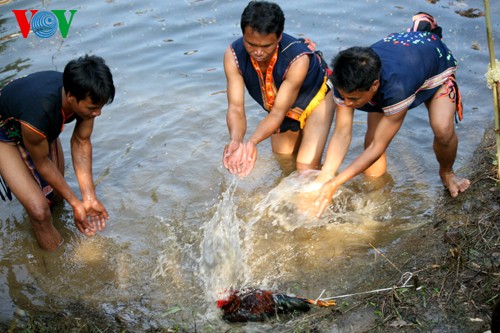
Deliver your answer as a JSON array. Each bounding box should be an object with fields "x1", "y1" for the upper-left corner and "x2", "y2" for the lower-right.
[{"x1": 217, "y1": 289, "x2": 336, "y2": 322}]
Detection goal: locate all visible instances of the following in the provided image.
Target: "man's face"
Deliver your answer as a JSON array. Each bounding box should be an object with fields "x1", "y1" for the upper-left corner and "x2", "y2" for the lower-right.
[
  {"x1": 336, "y1": 80, "x2": 380, "y2": 109},
  {"x1": 68, "y1": 95, "x2": 103, "y2": 119},
  {"x1": 242, "y1": 26, "x2": 281, "y2": 64}
]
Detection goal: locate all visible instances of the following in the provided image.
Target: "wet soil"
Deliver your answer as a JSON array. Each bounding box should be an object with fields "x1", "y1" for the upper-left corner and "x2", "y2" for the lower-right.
[{"x1": 1, "y1": 125, "x2": 499, "y2": 333}]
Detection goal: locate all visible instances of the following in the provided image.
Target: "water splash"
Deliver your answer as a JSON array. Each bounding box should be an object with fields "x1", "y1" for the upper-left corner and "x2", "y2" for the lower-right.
[
  {"x1": 198, "y1": 177, "x2": 250, "y2": 305},
  {"x1": 237, "y1": 170, "x2": 406, "y2": 288},
  {"x1": 196, "y1": 170, "x2": 424, "y2": 315},
  {"x1": 245, "y1": 170, "x2": 354, "y2": 232}
]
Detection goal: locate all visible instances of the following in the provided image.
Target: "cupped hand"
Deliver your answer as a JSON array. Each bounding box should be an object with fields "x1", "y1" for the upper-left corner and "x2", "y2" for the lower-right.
[
  {"x1": 240, "y1": 141, "x2": 257, "y2": 177},
  {"x1": 73, "y1": 199, "x2": 109, "y2": 236},
  {"x1": 73, "y1": 201, "x2": 97, "y2": 236},
  {"x1": 84, "y1": 198, "x2": 109, "y2": 232},
  {"x1": 223, "y1": 140, "x2": 244, "y2": 175}
]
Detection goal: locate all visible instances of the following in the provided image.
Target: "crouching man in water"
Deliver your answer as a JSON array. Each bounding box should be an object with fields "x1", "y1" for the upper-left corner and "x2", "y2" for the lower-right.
[
  {"x1": 0, "y1": 55, "x2": 115, "y2": 250},
  {"x1": 223, "y1": 1, "x2": 335, "y2": 177},
  {"x1": 314, "y1": 13, "x2": 470, "y2": 216}
]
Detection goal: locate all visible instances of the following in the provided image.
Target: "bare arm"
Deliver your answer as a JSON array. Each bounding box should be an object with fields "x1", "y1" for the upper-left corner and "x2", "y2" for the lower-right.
[
  {"x1": 316, "y1": 109, "x2": 408, "y2": 216},
  {"x1": 22, "y1": 125, "x2": 81, "y2": 208},
  {"x1": 223, "y1": 46, "x2": 247, "y2": 174},
  {"x1": 318, "y1": 104, "x2": 355, "y2": 182},
  {"x1": 71, "y1": 118, "x2": 95, "y2": 201},
  {"x1": 72, "y1": 117, "x2": 109, "y2": 231},
  {"x1": 21, "y1": 125, "x2": 96, "y2": 234},
  {"x1": 224, "y1": 47, "x2": 247, "y2": 144}
]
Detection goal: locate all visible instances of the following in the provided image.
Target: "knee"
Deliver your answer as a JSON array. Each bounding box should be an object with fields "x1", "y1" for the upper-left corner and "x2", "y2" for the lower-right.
[
  {"x1": 435, "y1": 131, "x2": 456, "y2": 146},
  {"x1": 433, "y1": 125, "x2": 456, "y2": 145},
  {"x1": 27, "y1": 203, "x2": 52, "y2": 225}
]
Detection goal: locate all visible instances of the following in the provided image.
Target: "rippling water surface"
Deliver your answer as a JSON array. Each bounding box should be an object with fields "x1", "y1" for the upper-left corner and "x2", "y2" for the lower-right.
[{"x1": 0, "y1": 0, "x2": 498, "y2": 330}]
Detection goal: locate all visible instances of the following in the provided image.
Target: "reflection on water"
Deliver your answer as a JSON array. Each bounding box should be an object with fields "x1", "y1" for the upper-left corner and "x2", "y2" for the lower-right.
[{"x1": 0, "y1": 0, "x2": 498, "y2": 330}]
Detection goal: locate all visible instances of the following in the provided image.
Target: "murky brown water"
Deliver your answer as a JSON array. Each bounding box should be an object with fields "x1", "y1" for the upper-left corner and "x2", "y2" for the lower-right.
[{"x1": 0, "y1": 0, "x2": 498, "y2": 330}]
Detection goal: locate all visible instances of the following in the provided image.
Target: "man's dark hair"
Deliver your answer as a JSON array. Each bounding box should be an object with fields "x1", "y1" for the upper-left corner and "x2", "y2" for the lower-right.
[
  {"x1": 63, "y1": 55, "x2": 115, "y2": 105},
  {"x1": 330, "y1": 47, "x2": 381, "y2": 93},
  {"x1": 240, "y1": 1, "x2": 285, "y2": 37}
]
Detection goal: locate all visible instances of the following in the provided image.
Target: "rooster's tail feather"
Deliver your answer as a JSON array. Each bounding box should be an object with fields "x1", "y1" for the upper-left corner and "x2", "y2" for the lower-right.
[{"x1": 272, "y1": 294, "x2": 311, "y2": 313}]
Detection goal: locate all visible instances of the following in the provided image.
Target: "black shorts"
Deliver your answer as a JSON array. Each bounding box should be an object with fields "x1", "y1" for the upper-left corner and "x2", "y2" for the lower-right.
[{"x1": 278, "y1": 116, "x2": 301, "y2": 133}]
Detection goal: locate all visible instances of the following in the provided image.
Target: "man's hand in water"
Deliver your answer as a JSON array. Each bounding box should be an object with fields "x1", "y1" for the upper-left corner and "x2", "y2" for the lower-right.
[
  {"x1": 294, "y1": 171, "x2": 334, "y2": 218},
  {"x1": 314, "y1": 178, "x2": 339, "y2": 217},
  {"x1": 239, "y1": 141, "x2": 257, "y2": 177},
  {"x1": 223, "y1": 140, "x2": 245, "y2": 175},
  {"x1": 84, "y1": 198, "x2": 109, "y2": 233}
]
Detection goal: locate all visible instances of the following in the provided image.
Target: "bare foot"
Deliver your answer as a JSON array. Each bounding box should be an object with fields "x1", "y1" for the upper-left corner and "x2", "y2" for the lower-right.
[{"x1": 440, "y1": 172, "x2": 470, "y2": 197}]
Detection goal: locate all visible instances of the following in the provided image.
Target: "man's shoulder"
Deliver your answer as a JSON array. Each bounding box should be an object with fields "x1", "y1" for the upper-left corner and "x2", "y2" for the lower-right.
[
  {"x1": 26, "y1": 70, "x2": 62, "y2": 80},
  {"x1": 280, "y1": 32, "x2": 299, "y2": 41},
  {"x1": 279, "y1": 33, "x2": 312, "y2": 61},
  {"x1": 5, "y1": 70, "x2": 63, "y2": 110},
  {"x1": 230, "y1": 36, "x2": 244, "y2": 49},
  {"x1": 279, "y1": 33, "x2": 305, "y2": 49},
  {"x1": 10, "y1": 71, "x2": 62, "y2": 89}
]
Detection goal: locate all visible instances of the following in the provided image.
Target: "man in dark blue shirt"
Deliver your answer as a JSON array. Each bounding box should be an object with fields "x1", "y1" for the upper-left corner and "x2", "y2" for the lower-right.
[
  {"x1": 0, "y1": 55, "x2": 115, "y2": 251},
  {"x1": 314, "y1": 13, "x2": 470, "y2": 216}
]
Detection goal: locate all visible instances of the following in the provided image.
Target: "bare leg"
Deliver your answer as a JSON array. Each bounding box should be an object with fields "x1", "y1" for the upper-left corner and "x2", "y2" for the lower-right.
[
  {"x1": 271, "y1": 129, "x2": 301, "y2": 155},
  {"x1": 363, "y1": 112, "x2": 387, "y2": 177},
  {"x1": 426, "y1": 84, "x2": 470, "y2": 197},
  {"x1": 284, "y1": 90, "x2": 334, "y2": 216},
  {"x1": 0, "y1": 142, "x2": 62, "y2": 250},
  {"x1": 50, "y1": 138, "x2": 65, "y2": 204},
  {"x1": 295, "y1": 90, "x2": 335, "y2": 170}
]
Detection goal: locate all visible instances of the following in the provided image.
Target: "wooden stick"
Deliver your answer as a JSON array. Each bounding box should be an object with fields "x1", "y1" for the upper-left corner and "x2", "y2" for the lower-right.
[{"x1": 483, "y1": 0, "x2": 500, "y2": 179}]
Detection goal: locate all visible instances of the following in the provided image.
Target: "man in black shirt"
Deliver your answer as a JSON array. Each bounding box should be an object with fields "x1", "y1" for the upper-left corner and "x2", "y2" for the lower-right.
[{"x1": 0, "y1": 55, "x2": 115, "y2": 251}]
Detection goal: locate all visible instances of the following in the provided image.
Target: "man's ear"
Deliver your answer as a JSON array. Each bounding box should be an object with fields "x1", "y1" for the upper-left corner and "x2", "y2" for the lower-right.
[
  {"x1": 65, "y1": 91, "x2": 77, "y2": 104},
  {"x1": 371, "y1": 79, "x2": 380, "y2": 92}
]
